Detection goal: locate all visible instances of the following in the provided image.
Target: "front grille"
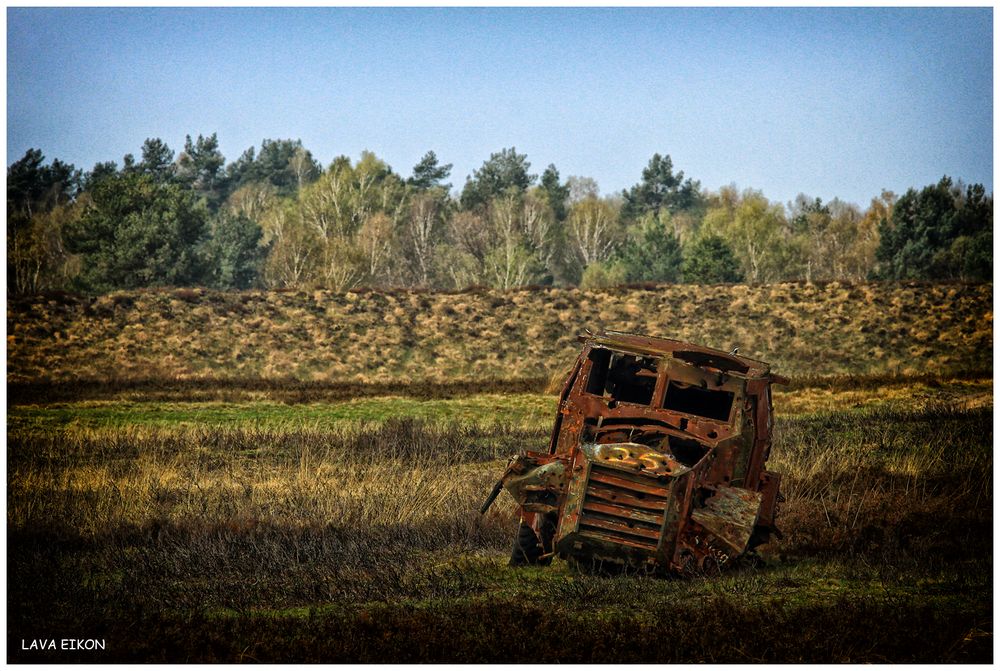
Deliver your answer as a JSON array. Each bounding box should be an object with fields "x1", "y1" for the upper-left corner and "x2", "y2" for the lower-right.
[{"x1": 577, "y1": 463, "x2": 670, "y2": 552}]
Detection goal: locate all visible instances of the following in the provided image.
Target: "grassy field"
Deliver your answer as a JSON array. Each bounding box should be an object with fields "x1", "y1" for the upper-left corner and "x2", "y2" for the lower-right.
[
  {"x1": 7, "y1": 374, "x2": 993, "y2": 662},
  {"x1": 6, "y1": 281, "x2": 993, "y2": 662}
]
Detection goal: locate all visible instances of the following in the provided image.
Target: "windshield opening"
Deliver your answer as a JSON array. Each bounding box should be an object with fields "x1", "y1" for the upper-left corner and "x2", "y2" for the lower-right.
[
  {"x1": 585, "y1": 349, "x2": 659, "y2": 406},
  {"x1": 663, "y1": 381, "x2": 735, "y2": 422}
]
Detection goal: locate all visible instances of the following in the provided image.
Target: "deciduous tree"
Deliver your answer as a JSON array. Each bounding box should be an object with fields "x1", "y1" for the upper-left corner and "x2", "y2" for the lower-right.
[
  {"x1": 702, "y1": 189, "x2": 789, "y2": 282},
  {"x1": 260, "y1": 151, "x2": 407, "y2": 289},
  {"x1": 566, "y1": 195, "x2": 622, "y2": 268},
  {"x1": 402, "y1": 191, "x2": 448, "y2": 286},
  {"x1": 566, "y1": 175, "x2": 599, "y2": 204},
  {"x1": 260, "y1": 200, "x2": 320, "y2": 289},
  {"x1": 226, "y1": 182, "x2": 278, "y2": 223},
  {"x1": 481, "y1": 192, "x2": 547, "y2": 289},
  {"x1": 8, "y1": 201, "x2": 82, "y2": 294}
]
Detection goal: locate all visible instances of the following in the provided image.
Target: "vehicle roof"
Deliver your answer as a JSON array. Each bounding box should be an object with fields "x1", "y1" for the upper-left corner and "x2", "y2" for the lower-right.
[{"x1": 580, "y1": 330, "x2": 774, "y2": 378}]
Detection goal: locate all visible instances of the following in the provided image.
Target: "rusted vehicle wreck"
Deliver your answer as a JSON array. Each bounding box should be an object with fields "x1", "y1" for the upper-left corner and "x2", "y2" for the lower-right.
[{"x1": 481, "y1": 330, "x2": 787, "y2": 575}]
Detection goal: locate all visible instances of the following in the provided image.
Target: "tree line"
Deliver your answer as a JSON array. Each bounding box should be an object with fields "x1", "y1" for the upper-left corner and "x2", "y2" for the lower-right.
[{"x1": 6, "y1": 135, "x2": 992, "y2": 295}]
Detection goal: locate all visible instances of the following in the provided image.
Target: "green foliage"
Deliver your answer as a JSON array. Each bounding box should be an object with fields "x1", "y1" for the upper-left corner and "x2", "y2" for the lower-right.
[
  {"x1": 66, "y1": 173, "x2": 209, "y2": 292},
  {"x1": 561, "y1": 195, "x2": 624, "y2": 284},
  {"x1": 176, "y1": 133, "x2": 227, "y2": 210},
  {"x1": 8, "y1": 137, "x2": 994, "y2": 294},
  {"x1": 206, "y1": 212, "x2": 266, "y2": 290},
  {"x1": 580, "y1": 261, "x2": 628, "y2": 289},
  {"x1": 408, "y1": 150, "x2": 452, "y2": 191},
  {"x1": 479, "y1": 192, "x2": 551, "y2": 289},
  {"x1": 614, "y1": 213, "x2": 683, "y2": 283},
  {"x1": 540, "y1": 164, "x2": 570, "y2": 221},
  {"x1": 8, "y1": 202, "x2": 82, "y2": 295},
  {"x1": 789, "y1": 195, "x2": 829, "y2": 234},
  {"x1": 702, "y1": 188, "x2": 790, "y2": 282},
  {"x1": 682, "y1": 234, "x2": 743, "y2": 283},
  {"x1": 876, "y1": 177, "x2": 992, "y2": 280},
  {"x1": 7, "y1": 149, "x2": 83, "y2": 294},
  {"x1": 945, "y1": 228, "x2": 992, "y2": 280},
  {"x1": 7, "y1": 148, "x2": 80, "y2": 223},
  {"x1": 227, "y1": 139, "x2": 322, "y2": 197},
  {"x1": 483, "y1": 239, "x2": 544, "y2": 289},
  {"x1": 138, "y1": 138, "x2": 176, "y2": 182},
  {"x1": 399, "y1": 190, "x2": 451, "y2": 286},
  {"x1": 436, "y1": 188, "x2": 557, "y2": 289},
  {"x1": 621, "y1": 153, "x2": 702, "y2": 221},
  {"x1": 259, "y1": 151, "x2": 407, "y2": 289},
  {"x1": 82, "y1": 161, "x2": 119, "y2": 192},
  {"x1": 431, "y1": 243, "x2": 482, "y2": 290},
  {"x1": 460, "y1": 147, "x2": 536, "y2": 210},
  {"x1": 260, "y1": 198, "x2": 321, "y2": 288},
  {"x1": 786, "y1": 195, "x2": 877, "y2": 282}
]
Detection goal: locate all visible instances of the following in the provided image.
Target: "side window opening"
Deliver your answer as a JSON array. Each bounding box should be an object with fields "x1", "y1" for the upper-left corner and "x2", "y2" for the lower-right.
[
  {"x1": 663, "y1": 381, "x2": 735, "y2": 422},
  {"x1": 585, "y1": 348, "x2": 611, "y2": 396},
  {"x1": 585, "y1": 349, "x2": 659, "y2": 406}
]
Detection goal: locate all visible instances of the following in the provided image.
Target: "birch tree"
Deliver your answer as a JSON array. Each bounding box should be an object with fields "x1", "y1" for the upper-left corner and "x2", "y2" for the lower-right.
[{"x1": 566, "y1": 195, "x2": 622, "y2": 267}]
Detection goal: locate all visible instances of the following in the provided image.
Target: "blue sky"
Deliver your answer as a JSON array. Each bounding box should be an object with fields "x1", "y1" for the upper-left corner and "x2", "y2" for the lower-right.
[{"x1": 7, "y1": 7, "x2": 993, "y2": 208}]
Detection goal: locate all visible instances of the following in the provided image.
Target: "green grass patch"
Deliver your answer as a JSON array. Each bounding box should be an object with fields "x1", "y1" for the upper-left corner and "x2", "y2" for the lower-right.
[
  {"x1": 10, "y1": 375, "x2": 990, "y2": 436},
  {"x1": 8, "y1": 393, "x2": 557, "y2": 433}
]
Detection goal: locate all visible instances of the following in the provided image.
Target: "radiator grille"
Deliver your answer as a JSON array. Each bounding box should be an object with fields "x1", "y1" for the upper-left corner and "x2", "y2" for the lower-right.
[{"x1": 577, "y1": 463, "x2": 671, "y2": 551}]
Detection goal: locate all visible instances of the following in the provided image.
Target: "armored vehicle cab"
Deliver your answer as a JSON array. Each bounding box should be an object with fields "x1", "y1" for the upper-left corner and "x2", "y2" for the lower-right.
[{"x1": 481, "y1": 331, "x2": 786, "y2": 574}]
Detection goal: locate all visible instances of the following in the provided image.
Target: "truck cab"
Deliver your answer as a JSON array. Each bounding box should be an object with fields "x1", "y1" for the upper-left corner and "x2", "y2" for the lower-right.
[{"x1": 483, "y1": 330, "x2": 785, "y2": 574}]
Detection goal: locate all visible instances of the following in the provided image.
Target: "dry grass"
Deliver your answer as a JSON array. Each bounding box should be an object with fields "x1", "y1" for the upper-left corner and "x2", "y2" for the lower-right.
[
  {"x1": 9, "y1": 421, "x2": 525, "y2": 624},
  {"x1": 10, "y1": 404, "x2": 989, "y2": 554},
  {"x1": 8, "y1": 421, "x2": 523, "y2": 540},
  {"x1": 773, "y1": 375, "x2": 992, "y2": 415},
  {"x1": 8, "y1": 281, "x2": 992, "y2": 384},
  {"x1": 7, "y1": 395, "x2": 992, "y2": 661}
]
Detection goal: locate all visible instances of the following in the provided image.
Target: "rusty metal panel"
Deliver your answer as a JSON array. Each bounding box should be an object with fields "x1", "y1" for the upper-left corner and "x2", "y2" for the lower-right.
[
  {"x1": 554, "y1": 448, "x2": 592, "y2": 544},
  {"x1": 757, "y1": 470, "x2": 782, "y2": 529},
  {"x1": 690, "y1": 486, "x2": 763, "y2": 556}
]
